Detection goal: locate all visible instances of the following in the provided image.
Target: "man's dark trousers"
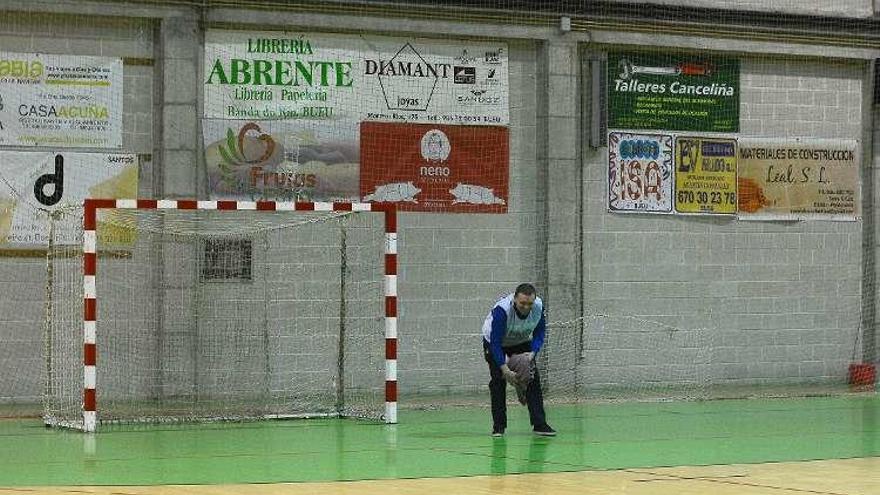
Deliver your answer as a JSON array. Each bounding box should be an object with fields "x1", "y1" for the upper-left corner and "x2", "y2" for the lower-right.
[{"x1": 482, "y1": 340, "x2": 547, "y2": 430}]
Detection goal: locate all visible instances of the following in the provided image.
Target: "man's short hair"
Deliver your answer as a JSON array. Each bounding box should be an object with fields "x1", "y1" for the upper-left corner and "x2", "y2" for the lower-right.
[{"x1": 514, "y1": 283, "x2": 536, "y2": 297}]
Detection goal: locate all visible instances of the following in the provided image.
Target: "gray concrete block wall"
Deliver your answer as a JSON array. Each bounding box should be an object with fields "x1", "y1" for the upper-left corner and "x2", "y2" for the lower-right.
[
  {"x1": 0, "y1": 10, "x2": 154, "y2": 409},
  {"x1": 156, "y1": 16, "x2": 199, "y2": 198},
  {"x1": 874, "y1": 104, "x2": 880, "y2": 365},
  {"x1": 1, "y1": 1, "x2": 877, "y2": 418},
  {"x1": 0, "y1": 11, "x2": 154, "y2": 153},
  {"x1": 582, "y1": 55, "x2": 867, "y2": 392},
  {"x1": 537, "y1": 38, "x2": 582, "y2": 395},
  {"x1": 395, "y1": 40, "x2": 542, "y2": 399},
  {"x1": 0, "y1": 257, "x2": 46, "y2": 404}
]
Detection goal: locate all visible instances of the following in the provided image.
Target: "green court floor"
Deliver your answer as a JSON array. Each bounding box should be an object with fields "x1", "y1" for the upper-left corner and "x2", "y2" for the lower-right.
[{"x1": 0, "y1": 395, "x2": 877, "y2": 486}]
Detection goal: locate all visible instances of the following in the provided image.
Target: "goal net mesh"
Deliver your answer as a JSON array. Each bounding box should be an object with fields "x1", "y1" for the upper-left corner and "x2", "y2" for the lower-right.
[{"x1": 44, "y1": 206, "x2": 387, "y2": 428}]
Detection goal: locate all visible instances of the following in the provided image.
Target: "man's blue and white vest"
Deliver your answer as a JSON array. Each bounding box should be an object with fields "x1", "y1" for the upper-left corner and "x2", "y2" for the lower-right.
[{"x1": 481, "y1": 293, "x2": 544, "y2": 347}]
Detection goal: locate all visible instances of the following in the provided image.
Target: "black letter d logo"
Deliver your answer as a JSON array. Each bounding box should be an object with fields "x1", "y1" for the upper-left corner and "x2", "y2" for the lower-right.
[{"x1": 34, "y1": 155, "x2": 64, "y2": 206}]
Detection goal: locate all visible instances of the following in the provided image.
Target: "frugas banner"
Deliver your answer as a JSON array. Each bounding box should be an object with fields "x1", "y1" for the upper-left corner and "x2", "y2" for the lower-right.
[
  {"x1": 737, "y1": 138, "x2": 860, "y2": 221},
  {"x1": 608, "y1": 52, "x2": 739, "y2": 133},
  {"x1": 0, "y1": 52, "x2": 122, "y2": 148},
  {"x1": 203, "y1": 30, "x2": 508, "y2": 125},
  {"x1": 0, "y1": 151, "x2": 137, "y2": 246},
  {"x1": 202, "y1": 118, "x2": 359, "y2": 202}
]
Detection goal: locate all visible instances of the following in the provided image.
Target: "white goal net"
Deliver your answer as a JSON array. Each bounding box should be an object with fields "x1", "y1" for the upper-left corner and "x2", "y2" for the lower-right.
[{"x1": 43, "y1": 201, "x2": 395, "y2": 431}]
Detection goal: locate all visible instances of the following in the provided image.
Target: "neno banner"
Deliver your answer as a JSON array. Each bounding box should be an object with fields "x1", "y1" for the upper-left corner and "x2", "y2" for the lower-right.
[{"x1": 360, "y1": 122, "x2": 508, "y2": 213}]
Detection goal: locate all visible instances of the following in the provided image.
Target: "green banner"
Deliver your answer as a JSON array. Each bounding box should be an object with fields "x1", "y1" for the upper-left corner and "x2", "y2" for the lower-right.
[{"x1": 608, "y1": 52, "x2": 739, "y2": 133}]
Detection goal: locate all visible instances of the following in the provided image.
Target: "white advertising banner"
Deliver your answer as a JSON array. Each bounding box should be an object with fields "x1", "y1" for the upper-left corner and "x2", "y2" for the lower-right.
[
  {"x1": 0, "y1": 52, "x2": 123, "y2": 148},
  {"x1": 608, "y1": 131, "x2": 674, "y2": 214},
  {"x1": 204, "y1": 30, "x2": 509, "y2": 126},
  {"x1": 737, "y1": 138, "x2": 860, "y2": 221},
  {"x1": 0, "y1": 151, "x2": 137, "y2": 246}
]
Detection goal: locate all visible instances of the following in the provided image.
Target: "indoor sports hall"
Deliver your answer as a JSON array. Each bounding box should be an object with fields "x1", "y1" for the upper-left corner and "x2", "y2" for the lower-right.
[{"x1": 0, "y1": 1, "x2": 877, "y2": 494}]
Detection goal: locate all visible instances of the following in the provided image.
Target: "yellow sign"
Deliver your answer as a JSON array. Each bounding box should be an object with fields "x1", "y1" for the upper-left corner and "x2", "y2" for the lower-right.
[
  {"x1": 0, "y1": 151, "x2": 137, "y2": 246},
  {"x1": 674, "y1": 137, "x2": 737, "y2": 214}
]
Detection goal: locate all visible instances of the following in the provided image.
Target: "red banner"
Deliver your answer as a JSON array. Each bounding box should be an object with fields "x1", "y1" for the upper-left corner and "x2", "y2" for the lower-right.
[{"x1": 360, "y1": 122, "x2": 509, "y2": 213}]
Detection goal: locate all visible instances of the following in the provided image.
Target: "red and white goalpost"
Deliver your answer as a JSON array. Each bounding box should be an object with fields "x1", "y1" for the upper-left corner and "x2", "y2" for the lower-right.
[{"x1": 63, "y1": 198, "x2": 398, "y2": 432}]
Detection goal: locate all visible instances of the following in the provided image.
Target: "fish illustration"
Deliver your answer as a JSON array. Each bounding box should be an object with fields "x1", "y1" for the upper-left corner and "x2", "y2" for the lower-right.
[
  {"x1": 449, "y1": 183, "x2": 505, "y2": 205},
  {"x1": 363, "y1": 181, "x2": 421, "y2": 203}
]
